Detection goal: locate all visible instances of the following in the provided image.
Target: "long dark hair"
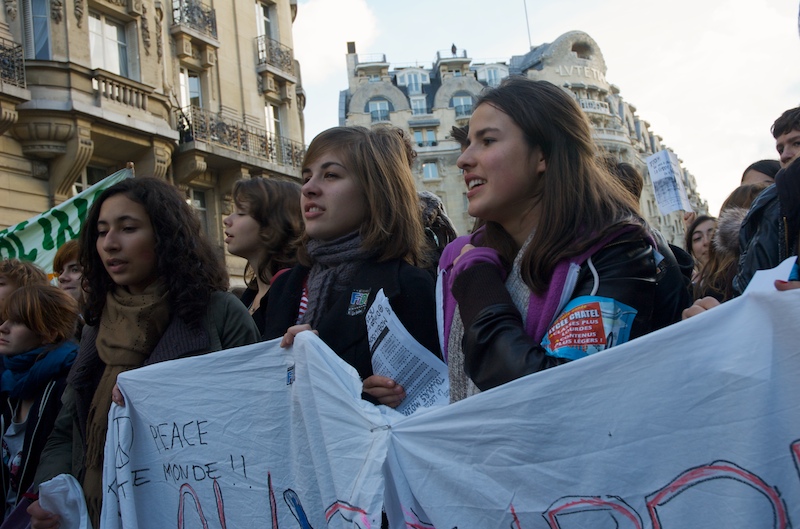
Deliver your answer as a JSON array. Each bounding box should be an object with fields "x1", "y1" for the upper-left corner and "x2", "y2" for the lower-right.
[
  {"x1": 80, "y1": 177, "x2": 229, "y2": 328},
  {"x1": 476, "y1": 77, "x2": 641, "y2": 294}
]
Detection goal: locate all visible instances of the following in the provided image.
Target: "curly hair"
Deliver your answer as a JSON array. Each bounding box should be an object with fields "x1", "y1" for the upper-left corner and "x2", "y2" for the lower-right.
[
  {"x1": 2, "y1": 284, "x2": 79, "y2": 344},
  {"x1": 80, "y1": 177, "x2": 229, "y2": 328},
  {"x1": 230, "y1": 178, "x2": 302, "y2": 286}
]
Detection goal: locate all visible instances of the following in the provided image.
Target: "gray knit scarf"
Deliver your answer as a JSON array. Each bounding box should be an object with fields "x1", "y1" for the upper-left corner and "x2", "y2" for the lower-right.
[{"x1": 302, "y1": 231, "x2": 374, "y2": 328}]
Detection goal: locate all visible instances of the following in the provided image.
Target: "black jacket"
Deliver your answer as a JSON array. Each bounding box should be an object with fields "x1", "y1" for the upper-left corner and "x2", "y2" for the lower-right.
[
  {"x1": 0, "y1": 374, "x2": 69, "y2": 512},
  {"x1": 262, "y1": 259, "x2": 442, "y2": 382},
  {"x1": 734, "y1": 184, "x2": 797, "y2": 295},
  {"x1": 452, "y1": 233, "x2": 687, "y2": 391}
]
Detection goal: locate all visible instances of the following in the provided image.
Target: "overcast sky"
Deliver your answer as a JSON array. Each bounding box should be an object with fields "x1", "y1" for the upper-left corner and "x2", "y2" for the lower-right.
[{"x1": 293, "y1": 0, "x2": 800, "y2": 213}]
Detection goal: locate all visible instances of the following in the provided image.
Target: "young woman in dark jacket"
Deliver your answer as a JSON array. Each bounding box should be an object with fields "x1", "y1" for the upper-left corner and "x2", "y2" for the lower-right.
[
  {"x1": 263, "y1": 126, "x2": 441, "y2": 408},
  {"x1": 0, "y1": 285, "x2": 79, "y2": 519},
  {"x1": 438, "y1": 77, "x2": 686, "y2": 401},
  {"x1": 28, "y1": 177, "x2": 259, "y2": 529}
]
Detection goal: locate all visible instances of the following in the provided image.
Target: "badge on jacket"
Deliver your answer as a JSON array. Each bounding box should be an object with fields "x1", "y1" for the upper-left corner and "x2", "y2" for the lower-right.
[{"x1": 347, "y1": 289, "x2": 371, "y2": 316}]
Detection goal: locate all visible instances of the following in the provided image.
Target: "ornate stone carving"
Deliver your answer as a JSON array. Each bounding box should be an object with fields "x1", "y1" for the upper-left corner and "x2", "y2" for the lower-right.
[
  {"x1": 141, "y1": 2, "x2": 150, "y2": 55},
  {"x1": 155, "y1": 5, "x2": 163, "y2": 62},
  {"x1": 4, "y1": 0, "x2": 17, "y2": 22},
  {"x1": 74, "y1": 0, "x2": 83, "y2": 27},
  {"x1": 106, "y1": 0, "x2": 126, "y2": 7},
  {"x1": 51, "y1": 0, "x2": 63, "y2": 23}
]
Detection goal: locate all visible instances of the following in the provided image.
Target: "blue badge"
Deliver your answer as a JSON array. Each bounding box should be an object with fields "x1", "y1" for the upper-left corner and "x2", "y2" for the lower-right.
[
  {"x1": 347, "y1": 289, "x2": 371, "y2": 316},
  {"x1": 286, "y1": 364, "x2": 295, "y2": 385}
]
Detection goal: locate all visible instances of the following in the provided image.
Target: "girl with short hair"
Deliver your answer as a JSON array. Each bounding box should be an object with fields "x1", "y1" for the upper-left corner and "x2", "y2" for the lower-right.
[{"x1": 0, "y1": 284, "x2": 79, "y2": 519}]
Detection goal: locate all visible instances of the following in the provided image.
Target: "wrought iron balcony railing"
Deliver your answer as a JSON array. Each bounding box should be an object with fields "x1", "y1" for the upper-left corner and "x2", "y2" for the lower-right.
[
  {"x1": 172, "y1": 0, "x2": 217, "y2": 39},
  {"x1": 454, "y1": 104, "x2": 472, "y2": 118},
  {"x1": 255, "y1": 36, "x2": 294, "y2": 76},
  {"x1": 0, "y1": 38, "x2": 25, "y2": 88},
  {"x1": 176, "y1": 106, "x2": 304, "y2": 168},
  {"x1": 370, "y1": 109, "x2": 390, "y2": 123}
]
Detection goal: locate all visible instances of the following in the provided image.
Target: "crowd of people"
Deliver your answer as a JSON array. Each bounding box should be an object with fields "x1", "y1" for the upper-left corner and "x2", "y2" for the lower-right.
[{"x1": 0, "y1": 77, "x2": 796, "y2": 528}]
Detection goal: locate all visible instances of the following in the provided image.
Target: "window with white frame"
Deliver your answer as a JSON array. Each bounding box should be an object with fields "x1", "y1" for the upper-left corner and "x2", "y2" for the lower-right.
[
  {"x1": 22, "y1": 0, "x2": 50, "y2": 60},
  {"x1": 412, "y1": 129, "x2": 437, "y2": 147},
  {"x1": 265, "y1": 103, "x2": 282, "y2": 138},
  {"x1": 89, "y1": 12, "x2": 137, "y2": 79},
  {"x1": 422, "y1": 162, "x2": 439, "y2": 180},
  {"x1": 179, "y1": 68, "x2": 203, "y2": 109},
  {"x1": 368, "y1": 99, "x2": 390, "y2": 122},
  {"x1": 256, "y1": 1, "x2": 274, "y2": 39},
  {"x1": 410, "y1": 97, "x2": 427, "y2": 115},
  {"x1": 485, "y1": 67, "x2": 501, "y2": 87},
  {"x1": 397, "y1": 70, "x2": 428, "y2": 94},
  {"x1": 72, "y1": 166, "x2": 107, "y2": 196},
  {"x1": 451, "y1": 94, "x2": 472, "y2": 118},
  {"x1": 187, "y1": 187, "x2": 210, "y2": 236}
]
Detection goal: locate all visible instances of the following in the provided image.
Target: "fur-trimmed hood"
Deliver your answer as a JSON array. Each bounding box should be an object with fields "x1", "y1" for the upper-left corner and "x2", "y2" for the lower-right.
[{"x1": 714, "y1": 207, "x2": 748, "y2": 257}]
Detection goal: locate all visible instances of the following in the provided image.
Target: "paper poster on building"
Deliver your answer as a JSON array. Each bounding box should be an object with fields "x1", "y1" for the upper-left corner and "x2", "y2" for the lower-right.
[{"x1": 646, "y1": 150, "x2": 694, "y2": 215}]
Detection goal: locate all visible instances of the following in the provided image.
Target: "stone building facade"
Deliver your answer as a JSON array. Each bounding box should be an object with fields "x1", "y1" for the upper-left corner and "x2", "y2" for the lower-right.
[
  {"x1": 0, "y1": 0, "x2": 305, "y2": 279},
  {"x1": 339, "y1": 32, "x2": 707, "y2": 246}
]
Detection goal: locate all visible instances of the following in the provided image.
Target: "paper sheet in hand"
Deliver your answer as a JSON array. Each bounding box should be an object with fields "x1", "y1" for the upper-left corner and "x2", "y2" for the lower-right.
[{"x1": 367, "y1": 289, "x2": 449, "y2": 415}]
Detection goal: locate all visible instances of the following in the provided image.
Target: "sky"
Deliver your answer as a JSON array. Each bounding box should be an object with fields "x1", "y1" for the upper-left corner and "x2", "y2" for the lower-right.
[{"x1": 292, "y1": 0, "x2": 800, "y2": 214}]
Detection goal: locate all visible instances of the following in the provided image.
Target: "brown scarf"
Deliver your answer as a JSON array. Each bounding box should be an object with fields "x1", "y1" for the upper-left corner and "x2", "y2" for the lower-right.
[{"x1": 83, "y1": 281, "x2": 169, "y2": 527}]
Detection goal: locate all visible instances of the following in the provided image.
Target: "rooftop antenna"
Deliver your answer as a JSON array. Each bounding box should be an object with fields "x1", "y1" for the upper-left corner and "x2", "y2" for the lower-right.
[{"x1": 523, "y1": 0, "x2": 532, "y2": 49}]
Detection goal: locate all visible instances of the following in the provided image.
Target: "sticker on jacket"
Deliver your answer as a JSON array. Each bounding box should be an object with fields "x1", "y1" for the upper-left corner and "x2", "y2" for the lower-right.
[
  {"x1": 540, "y1": 296, "x2": 637, "y2": 361},
  {"x1": 347, "y1": 289, "x2": 371, "y2": 316}
]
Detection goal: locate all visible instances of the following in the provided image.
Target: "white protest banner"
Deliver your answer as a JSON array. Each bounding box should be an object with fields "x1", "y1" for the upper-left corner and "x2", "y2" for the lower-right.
[
  {"x1": 0, "y1": 168, "x2": 132, "y2": 276},
  {"x1": 645, "y1": 150, "x2": 693, "y2": 215},
  {"x1": 101, "y1": 287, "x2": 800, "y2": 529},
  {"x1": 384, "y1": 288, "x2": 800, "y2": 528},
  {"x1": 102, "y1": 337, "x2": 388, "y2": 529}
]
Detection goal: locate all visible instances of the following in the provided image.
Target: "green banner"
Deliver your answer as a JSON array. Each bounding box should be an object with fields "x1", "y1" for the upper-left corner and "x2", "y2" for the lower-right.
[{"x1": 0, "y1": 168, "x2": 133, "y2": 276}]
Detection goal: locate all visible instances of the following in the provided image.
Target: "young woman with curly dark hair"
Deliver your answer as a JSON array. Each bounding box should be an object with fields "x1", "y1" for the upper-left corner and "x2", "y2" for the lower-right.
[{"x1": 28, "y1": 177, "x2": 259, "y2": 528}]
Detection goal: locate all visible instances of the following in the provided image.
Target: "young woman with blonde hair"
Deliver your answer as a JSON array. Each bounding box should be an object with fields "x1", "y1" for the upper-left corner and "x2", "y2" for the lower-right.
[{"x1": 262, "y1": 126, "x2": 441, "y2": 407}]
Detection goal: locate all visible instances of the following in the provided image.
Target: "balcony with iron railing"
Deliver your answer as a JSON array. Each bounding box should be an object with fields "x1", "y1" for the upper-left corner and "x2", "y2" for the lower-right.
[
  {"x1": 454, "y1": 104, "x2": 472, "y2": 119},
  {"x1": 256, "y1": 36, "x2": 295, "y2": 80},
  {"x1": 176, "y1": 106, "x2": 304, "y2": 168},
  {"x1": 370, "y1": 109, "x2": 390, "y2": 123},
  {"x1": 172, "y1": 0, "x2": 217, "y2": 39},
  {"x1": 0, "y1": 38, "x2": 25, "y2": 89}
]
